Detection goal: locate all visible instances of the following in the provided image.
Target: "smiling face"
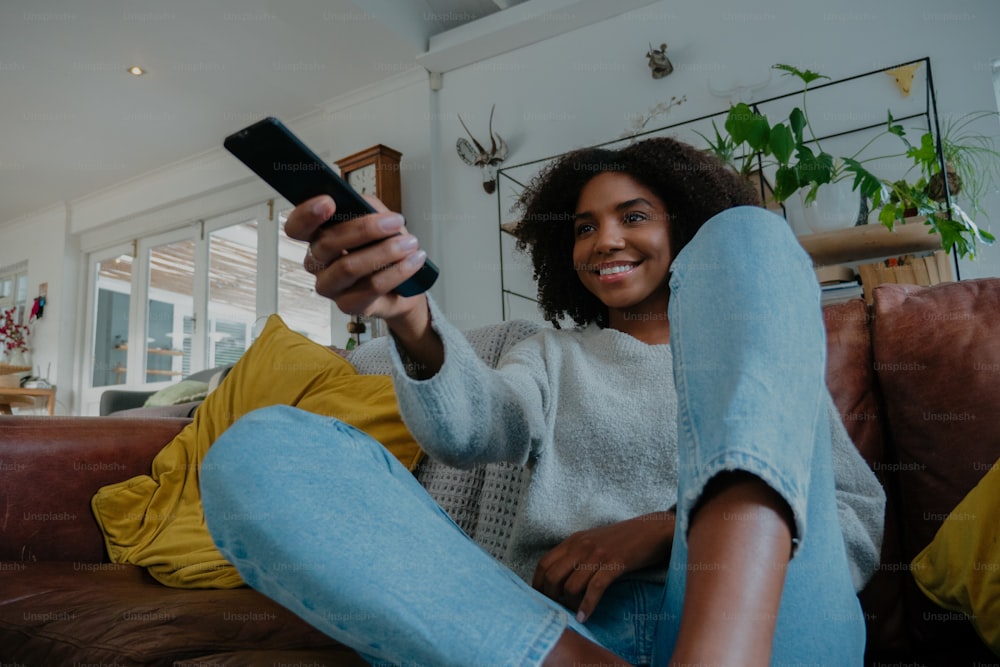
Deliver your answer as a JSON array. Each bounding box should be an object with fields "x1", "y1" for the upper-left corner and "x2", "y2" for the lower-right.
[{"x1": 572, "y1": 172, "x2": 673, "y2": 335}]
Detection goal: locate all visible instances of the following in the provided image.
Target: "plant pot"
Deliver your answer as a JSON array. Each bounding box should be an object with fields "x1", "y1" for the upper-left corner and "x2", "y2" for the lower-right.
[
  {"x1": 8, "y1": 350, "x2": 30, "y2": 368},
  {"x1": 802, "y1": 179, "x2": 862, "y2": 233},
  {"x1": 782, "y1": 194, "x2": 812, "y2": 236}
]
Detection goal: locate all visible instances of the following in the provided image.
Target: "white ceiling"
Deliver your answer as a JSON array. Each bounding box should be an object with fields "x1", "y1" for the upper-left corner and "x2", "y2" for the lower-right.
[{"x1": 0, "y1": 0, "x2": 530, "y2": 225}]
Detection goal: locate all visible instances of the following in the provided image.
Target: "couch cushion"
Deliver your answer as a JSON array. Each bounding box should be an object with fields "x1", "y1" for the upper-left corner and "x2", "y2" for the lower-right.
[
  {"x1": 823, "y1": 298, "x2": 885, "y2": 466},
  {"x1": 91, "y1": 314, "x2": 422, "y2": 589},
  {"x1": 822, "y1": 297, "x2": 908, "y2": 657},
  {"x1": 911, "y1": 453, "x2": 1000, "y2": 653},
  {"x1": 0, "y1": 562, "x2": 352, "y2": 666},
  {"x1": 0, "y1": 417, "x2": 187, "y2": 562},
  {"x1": 143, "y1": 379, "x2": 210, "y2": 407},
  {"x1": 872, "y1": 279, "x2": 1000, "y2": 652}
]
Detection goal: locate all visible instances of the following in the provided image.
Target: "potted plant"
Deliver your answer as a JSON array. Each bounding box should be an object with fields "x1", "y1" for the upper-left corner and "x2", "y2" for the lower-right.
[
  {"x1": 932, "y1": 110, "x2": 1000, "y2": 220},
  {"x1": 711, "y1": 64, "x2": 995, "y2": 258},
  {"x1": 0, "y1": 306, "x2": 31, "y2": 369},
  {"x1": 876, "y1": 114, "x2": 997, "y2": 259}
]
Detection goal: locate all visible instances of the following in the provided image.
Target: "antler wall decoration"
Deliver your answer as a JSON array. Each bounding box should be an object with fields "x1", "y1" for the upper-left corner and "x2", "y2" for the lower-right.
[
  {"x1": 707, "y1": 68, "x2": 772, "y2": 104},
  {"x1": 456, "y1": 104, "x2": 509, "y2": 194}
]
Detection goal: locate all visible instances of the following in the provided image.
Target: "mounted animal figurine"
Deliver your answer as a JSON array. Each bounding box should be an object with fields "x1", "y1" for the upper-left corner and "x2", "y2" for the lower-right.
[
  {"x1": 884, "y1": 62, "x2": 921, "y2": 97},
  {"x1": 646, "y1": 43, "x2": 673, "y2": 79},
  {"x1": 456, "y1": 104, "x2": 509, "y2": 194}
]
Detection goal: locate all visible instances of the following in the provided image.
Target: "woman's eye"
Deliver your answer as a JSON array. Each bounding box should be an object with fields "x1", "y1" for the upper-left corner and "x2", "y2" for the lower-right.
[
  {"x1": 624, "y1": 211, "x2": 647, "y2": 223},
  {"x1": 574, "y1": 223, "x2": 595, "y2": 236}
]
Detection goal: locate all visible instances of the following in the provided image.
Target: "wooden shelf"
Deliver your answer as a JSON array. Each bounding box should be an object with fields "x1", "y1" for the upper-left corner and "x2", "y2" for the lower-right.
[
  {"x1": 797, "y1": 217, "x2": 941, "y2": 266},
  {"x1": 0, "y1": 386, "x2": 56, "y2": 415}
]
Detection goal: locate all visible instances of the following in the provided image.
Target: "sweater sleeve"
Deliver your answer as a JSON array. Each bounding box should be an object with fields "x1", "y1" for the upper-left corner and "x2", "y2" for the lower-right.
[
  {"x1": 387, "y1": 297, "x2": 551, "y2": 469},
  {"x1": 827, "y1": 392, "x2": 886, "y2": 592}
]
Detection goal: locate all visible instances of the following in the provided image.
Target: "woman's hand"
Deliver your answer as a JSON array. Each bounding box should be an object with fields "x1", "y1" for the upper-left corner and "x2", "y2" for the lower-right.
[
  {"x1": 532, "y1": 510, "x2": 675, "y2": 623},
  {"x1": 285, "y1": 194, "x2": 443, "y2": 377},
  {"x1": 284, "y1": 194, "x2": 429, "y2": 324}
]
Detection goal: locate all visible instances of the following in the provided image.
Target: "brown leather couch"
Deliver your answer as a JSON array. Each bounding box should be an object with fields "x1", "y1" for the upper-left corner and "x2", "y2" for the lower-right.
[{"x1": 2, "y1": 278, "x2": 1000, "y2": 666}]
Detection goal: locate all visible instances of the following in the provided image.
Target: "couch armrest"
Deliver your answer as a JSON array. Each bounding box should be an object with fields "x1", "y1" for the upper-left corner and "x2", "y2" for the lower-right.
[
  {"x1": 0, "y1": 416, "x2": 188, "y2": 562},
  {"x1": 99, "y1": 389, "x2": 155, "y2": 415}
]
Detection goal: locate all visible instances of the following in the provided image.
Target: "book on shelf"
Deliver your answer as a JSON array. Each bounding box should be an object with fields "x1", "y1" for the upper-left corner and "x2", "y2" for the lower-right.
[
  {"x1": 821, "y1": 279, "x2": 864, "y2": 304},
  {"x1": 857, "y1": 251, "x2": 953, "y2": 304}
]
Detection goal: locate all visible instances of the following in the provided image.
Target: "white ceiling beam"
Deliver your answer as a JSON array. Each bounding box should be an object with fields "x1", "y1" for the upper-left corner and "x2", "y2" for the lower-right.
[
  {"x1": 416, "y1": 0, "x2": 660, "y2": 74},
  {"x1": 349, "y1": 0, "x2": 438, "y2": 52}
]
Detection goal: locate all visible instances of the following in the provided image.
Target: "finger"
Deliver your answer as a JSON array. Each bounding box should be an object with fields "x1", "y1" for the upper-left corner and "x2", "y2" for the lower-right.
[
  {"x1": 313, "y1": 245, "x2": 427, "y2": 308},
  {"x1": 532, "y1": 549, "x2": 558, "y2": 592},
  {"x1": 285, "y1": 195, "x2": 336, "y2": 242},
  {"x1": 315, "y1": 253, "x2": 426, "y2": 316},
  {"x1": 575, "y1": 568, "x2": 620, "y2": 623},
  {"x1": 304, "y1": 243, "x2": 330, "y2": 274},
  {"x1": 533, "y1": 556, "x2": 578, "y2": 605},
  {"x1": 309, "y1": 211, "x2": 406, "y2": 265},
  {"x1": 560, "y1": 562, "x2": 596, "y2": 602}
]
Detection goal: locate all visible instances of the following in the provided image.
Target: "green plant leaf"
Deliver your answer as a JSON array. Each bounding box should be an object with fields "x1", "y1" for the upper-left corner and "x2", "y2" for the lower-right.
[
  {"x1": 930, "y1": 214, "x2": 971, "y2": 258},
  {"x1": 886, "y1": 110, "x2": 905, "y2": 138},
  {"x1": 725, "y1": 103, "x2": 771, "y2": 152},
  {"x1": 768, "y1": 123, "x2": 794, "y2": 164},
  {"x1": 794, "y1": 147, "x2": 834, "y2": 186},
  {"x1": 773, "y1": 63, "x2": 830, "y2": 85},
  {"x1": 907, "y1": 132, "x2": 938, "y2": 176},
  {"x1": 745, "y1": 117, "x2": 770, "y2": 152},
  {"x1": 773, "y1": 166, "x2": 799, "y2": 202},
  {"x1": 789, "y1": 108, "x2": 807, "y2": 144},
  {"x1": 842, "y1": 157, "x2": 882, "y2": 199},
  {"x1": 879, "y1": 203, "x2": 901, "y2": 231},
  {"x1": 693, "y1": 121, "x2": 736, "y2": 165},
  {"x1": 725, "y1": 103, "x2": 754, "y2": 145}
]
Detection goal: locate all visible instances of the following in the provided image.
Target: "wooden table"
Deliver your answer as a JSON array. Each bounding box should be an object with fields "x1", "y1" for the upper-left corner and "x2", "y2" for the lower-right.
[{"x1": 0, "y1": 386, "x2": 56, "y2": 415}]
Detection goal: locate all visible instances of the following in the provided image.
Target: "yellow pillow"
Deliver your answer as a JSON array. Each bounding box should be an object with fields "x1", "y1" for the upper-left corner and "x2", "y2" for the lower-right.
[
  {"x1": 911, "y1": 456, "x2": 1000, "y2": 653},
  {"x1": 92, "y1": 314, "x2": 422, "y2": 589}
]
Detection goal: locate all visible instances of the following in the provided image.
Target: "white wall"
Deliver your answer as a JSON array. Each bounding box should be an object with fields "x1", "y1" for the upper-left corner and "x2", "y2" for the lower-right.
[
  {"x1": 0, "y1": 205, "x2": 76, "y2": 413},
  {"x1": 429, "y1": 0, "x2": 1000, "y2": 327}
]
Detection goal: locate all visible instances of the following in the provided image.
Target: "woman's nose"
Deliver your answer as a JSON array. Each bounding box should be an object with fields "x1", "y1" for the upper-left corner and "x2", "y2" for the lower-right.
[{"x1": 594, "y1": 222, "x2": 625, "y2": 253}]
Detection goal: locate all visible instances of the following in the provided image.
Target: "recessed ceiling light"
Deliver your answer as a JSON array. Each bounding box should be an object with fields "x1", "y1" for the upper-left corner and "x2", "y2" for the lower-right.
[{"x1": 128, "y1": 65, "x2": 146, "y2": 76}]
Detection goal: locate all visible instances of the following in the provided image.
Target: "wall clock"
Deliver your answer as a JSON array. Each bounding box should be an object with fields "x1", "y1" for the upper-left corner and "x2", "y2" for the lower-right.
[{"x1": 335, "y1": 144, "x2": 403, "y2": 214}]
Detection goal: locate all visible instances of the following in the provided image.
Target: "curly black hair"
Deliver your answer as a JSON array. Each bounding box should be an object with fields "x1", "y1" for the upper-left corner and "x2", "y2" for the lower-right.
[{"x1": 513, "y1": 136, "x2": 761, "y2": 327}]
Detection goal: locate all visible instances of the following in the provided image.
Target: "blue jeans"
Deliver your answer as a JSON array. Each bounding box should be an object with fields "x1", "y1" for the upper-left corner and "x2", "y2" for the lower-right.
[{"x1": 200, "y1": 206, "x2": 865, "y2": 665}]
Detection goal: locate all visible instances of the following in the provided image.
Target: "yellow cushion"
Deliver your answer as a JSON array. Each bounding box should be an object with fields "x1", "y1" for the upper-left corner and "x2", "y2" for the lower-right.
[
  {"x1": 92, "y1": 314, "x2": 422, "y2": 589},
  {"x1": 911, "y1": 456, "x2": 1000, "y2": 653}
]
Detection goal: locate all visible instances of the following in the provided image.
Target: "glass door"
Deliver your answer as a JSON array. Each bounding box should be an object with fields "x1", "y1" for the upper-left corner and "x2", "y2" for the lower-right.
[
  {"x1": 90, "y1": 248, "x2": 134, "y2": 388},
  {"x1": 79, "y1": 200, "x2": 349, "y2": 414},
  {"x1": 277, "y1": 207, "x2": 345, "y2": 347},
  {"x1": 206, "y1": 218, "x2": 260, "y2": 368},
  {"x1": 143, "y1": 231, "x2": 197, "y2": 384}
]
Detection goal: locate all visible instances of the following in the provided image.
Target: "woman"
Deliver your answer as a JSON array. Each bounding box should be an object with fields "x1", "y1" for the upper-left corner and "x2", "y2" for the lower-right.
[{"x1": 200, "y1": 137, "x2": 884, "y2": 666}]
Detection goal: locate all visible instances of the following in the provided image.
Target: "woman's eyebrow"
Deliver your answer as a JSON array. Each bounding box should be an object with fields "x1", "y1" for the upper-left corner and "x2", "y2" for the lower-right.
[
  {"x1": 615, "y1": 197, "x2": 654, "y2": 211},
  {"x1": 574, "y1": 198, "x2": 654, "y2": 220}
]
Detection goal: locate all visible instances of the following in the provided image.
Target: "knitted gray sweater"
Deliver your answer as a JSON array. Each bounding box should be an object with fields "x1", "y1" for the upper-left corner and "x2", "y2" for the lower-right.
[{"x1": 390, "y1": 299, "x2": 885, "y2": 591}]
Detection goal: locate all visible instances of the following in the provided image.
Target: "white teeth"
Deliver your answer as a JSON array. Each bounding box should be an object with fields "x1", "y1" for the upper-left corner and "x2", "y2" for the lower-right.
[{"x1": 599, "y1": 264, "x2": 633, "y2": 276}]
